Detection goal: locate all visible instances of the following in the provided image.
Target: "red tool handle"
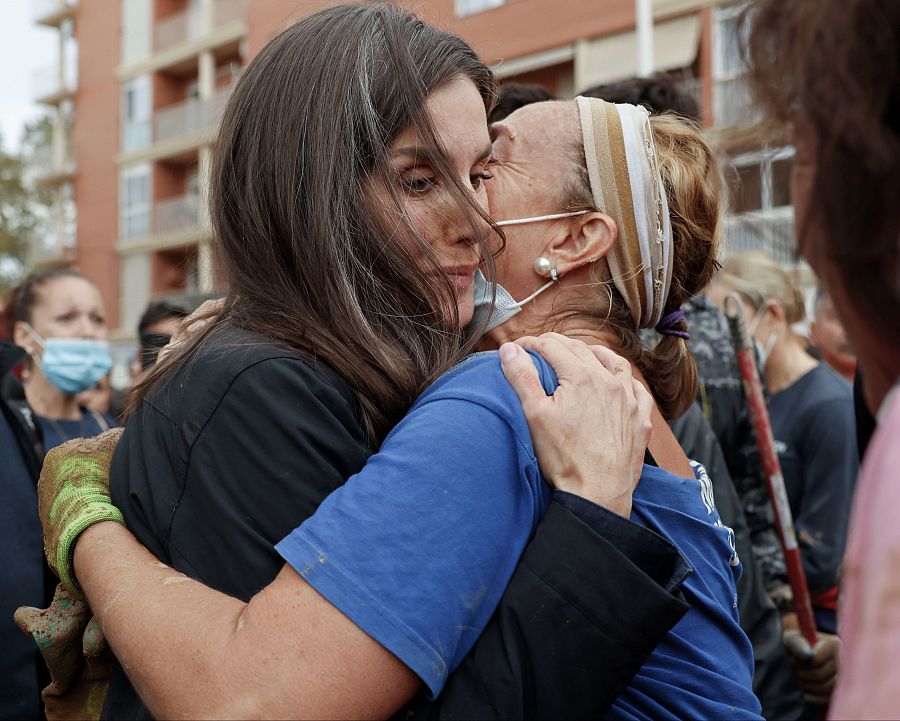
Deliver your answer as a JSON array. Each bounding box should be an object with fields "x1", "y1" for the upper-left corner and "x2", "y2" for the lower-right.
[{"x1": 724, "y1": 295, "x2": 819, "y2": 647}]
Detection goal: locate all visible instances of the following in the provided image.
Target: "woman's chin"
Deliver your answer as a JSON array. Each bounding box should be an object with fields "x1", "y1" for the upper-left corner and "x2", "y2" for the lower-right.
[{"x1": 456, "y1": 297, "x2": 474, "y2": 328}]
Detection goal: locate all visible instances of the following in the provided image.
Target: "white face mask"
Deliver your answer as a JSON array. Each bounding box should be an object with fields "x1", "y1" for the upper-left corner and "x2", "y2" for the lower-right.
[
  {"x1": 469, "y1": 210, "x2": 588, "y2": 333},
  {"x1": 746, "y1": 304, "x2": 777, "y2": 371}
]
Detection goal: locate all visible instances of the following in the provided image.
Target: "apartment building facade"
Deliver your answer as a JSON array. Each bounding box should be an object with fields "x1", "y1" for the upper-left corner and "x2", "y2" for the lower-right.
[{"x1": 33, "y1": 0, "x2": 793, "y2": 345}]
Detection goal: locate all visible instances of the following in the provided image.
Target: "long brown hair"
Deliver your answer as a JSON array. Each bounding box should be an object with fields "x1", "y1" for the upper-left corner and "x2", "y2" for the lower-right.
[
  {"x1": 745, "y1": 0, "x2": 900, "y2": 371},
  {"x1": 131, "y1": 3, "x2": 498, "y2": 444}
]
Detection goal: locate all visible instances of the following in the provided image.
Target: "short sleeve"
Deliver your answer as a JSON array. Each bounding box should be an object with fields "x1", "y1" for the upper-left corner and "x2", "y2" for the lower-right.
[{"x1": 275, "y1": 391, "x2": 545, "y2": 697}]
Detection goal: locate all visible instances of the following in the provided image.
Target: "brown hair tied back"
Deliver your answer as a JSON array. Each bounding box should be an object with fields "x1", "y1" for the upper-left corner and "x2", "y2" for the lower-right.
[{"x1": 565, "y1": 113, "x2": 722, "y2": 420}]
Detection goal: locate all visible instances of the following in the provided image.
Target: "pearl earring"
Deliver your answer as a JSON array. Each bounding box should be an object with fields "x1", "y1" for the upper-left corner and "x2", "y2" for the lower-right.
[{"x1": 533, "y1": 256, "x2": 553, "y2": 277}]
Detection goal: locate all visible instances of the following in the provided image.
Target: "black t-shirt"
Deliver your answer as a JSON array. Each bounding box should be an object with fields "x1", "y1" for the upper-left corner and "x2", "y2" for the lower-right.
[
  {"x1": 103, "y1": 326, "x2": 371, "y2": 718},
  {"x1": 768, "y1": 364, "x2": 858, "y2": 600}
]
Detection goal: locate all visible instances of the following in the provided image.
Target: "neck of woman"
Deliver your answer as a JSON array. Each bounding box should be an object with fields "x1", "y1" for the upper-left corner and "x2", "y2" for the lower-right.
[
  {"x1": 25, "y1": 373, "x2": 81, "y2": 421},
  {"x1": 497, "y1": 316, "x2": 695, "y2": 479},
  {"x1": 764, "y1": 332, "x2": 819, "y2": 395}
]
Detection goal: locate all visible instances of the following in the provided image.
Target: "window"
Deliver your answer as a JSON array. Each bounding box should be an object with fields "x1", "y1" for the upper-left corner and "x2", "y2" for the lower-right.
[
  {"x1": 713, "y1": 4, "x2": 751, "y2": 79},
  {"x1": 120, "y1": 164, "x2": 151, "y2": 240},
  {"x1": 727, "y1": 147, "x2": 794, "y2": 213},
  {"x1": 455, "y1": 0, "x2": 505, "y2": 18},
  {"x1": 122, "y1": 75, "x2": 152, "y2": 152}
]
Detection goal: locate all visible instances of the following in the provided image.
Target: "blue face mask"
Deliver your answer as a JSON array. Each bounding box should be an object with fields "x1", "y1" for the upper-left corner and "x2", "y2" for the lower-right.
[
  {"x1": 469, "y1": 210, "x2": 589, "y2": 333},
  {"x1": 24, "y1": 325, "x2": 113, "y2": 395}
]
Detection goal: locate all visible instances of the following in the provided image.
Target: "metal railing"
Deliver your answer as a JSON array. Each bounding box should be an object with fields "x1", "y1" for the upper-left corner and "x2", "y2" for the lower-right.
[
  {"x1": 31, "y1": 143, "x2": 75, "y2": 179},
  {"x1": 153, "y1": 194, "x2": 204, "y2": 236},
  {"x1": 33, "y1": 64, "x2": 76, "y2": 102},
  {"x1": 712, "y1": 75, "x2": 762, "y2": 129},
  {"x1": 154, "y1": 0, "x2": 246, "y2": 53},
  {"x1": 152, "y1": 86, "x2": 231, "y2": 146},
  {"x1": 722, "y1": 208, "x2": 797, "y2": 263}
]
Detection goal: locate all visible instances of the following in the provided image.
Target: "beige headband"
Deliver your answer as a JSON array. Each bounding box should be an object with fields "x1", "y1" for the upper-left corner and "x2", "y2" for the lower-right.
[{"x1": 575, "y1": 96, "x2": 673, "y2": 329}]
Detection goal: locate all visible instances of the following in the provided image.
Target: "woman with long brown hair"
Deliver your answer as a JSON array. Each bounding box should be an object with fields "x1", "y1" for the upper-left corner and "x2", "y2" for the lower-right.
[{"x1": 23, "y1": 4, "x2": 684, "y2": 720}]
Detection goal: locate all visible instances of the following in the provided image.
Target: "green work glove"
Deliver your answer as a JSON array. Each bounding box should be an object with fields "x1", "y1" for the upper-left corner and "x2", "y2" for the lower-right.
[{"x1": 38, "y1": 428, "x2": 126, "y2": 595}]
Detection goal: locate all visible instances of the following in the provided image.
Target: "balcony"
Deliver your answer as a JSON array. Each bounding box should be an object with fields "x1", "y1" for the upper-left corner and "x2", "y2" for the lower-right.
[
  {"x1": 32, "y1": 144, "x2": 76, "y2": 186},
  {"x1": 119, "y1": 194, "x2": 210, "y2": 254},
  {"x1": 34, "y1": 0, "x2": 76, "y2": 27},
  {"x1": 120, "y1": 86, "x2": 231, "y2": 163},
  {"x1": 33, "y1": 64, "x2": 76, "y2": 105},
  {"x1": 122, "y1": 0, "x2": 246, "y2": 78},
  {"x1": 155, "y1": 0, "x2": 244, "y2": 53},
  {"x1": 155, "y1": 194, "x2": 202, "y2": 236},
  {"x1": 722, "y1": 207, "x2": 797, "y2": 264},
  {"x1": 155, "y1": 88, "x2": 230, "y2": 146}
]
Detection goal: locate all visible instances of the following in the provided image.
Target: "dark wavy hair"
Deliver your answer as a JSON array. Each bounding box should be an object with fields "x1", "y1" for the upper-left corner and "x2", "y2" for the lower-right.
[
  {"x1": 745, "y1": 0, "x2": 900, "y2": 373},
  {"x1": 131, "y1": 3, "x2": 499, "y2": 443}
]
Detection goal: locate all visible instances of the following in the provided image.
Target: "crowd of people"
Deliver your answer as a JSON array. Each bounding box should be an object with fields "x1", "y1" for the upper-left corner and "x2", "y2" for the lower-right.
[{"x1": 0, "y1": 0, "x2": 897, "y2": 718}]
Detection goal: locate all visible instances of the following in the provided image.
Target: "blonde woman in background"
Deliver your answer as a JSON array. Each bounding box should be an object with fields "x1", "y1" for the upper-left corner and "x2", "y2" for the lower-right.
[{"x1": 711, "y1": 251, "x2": 858, "y2": 635}]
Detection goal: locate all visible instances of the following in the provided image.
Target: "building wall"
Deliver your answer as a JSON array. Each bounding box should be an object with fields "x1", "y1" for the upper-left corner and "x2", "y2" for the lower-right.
[
  {"x1": 73, "y1": 0, "x2": 122, "y2": 330},
  {"x1": 68, "y1": 0, "x2": 745, "y2": 342}
]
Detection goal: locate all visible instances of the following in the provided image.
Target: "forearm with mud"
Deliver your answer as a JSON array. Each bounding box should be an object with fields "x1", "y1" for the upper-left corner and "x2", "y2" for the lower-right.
[{"x1": 74, "y1": 522, "x2": 417, "y2": 719}]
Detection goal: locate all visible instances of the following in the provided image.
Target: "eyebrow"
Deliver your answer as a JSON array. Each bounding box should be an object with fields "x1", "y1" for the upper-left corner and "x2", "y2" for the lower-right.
[{"x1": 391, "y1": 142, "x2": 493, "y2": 162}]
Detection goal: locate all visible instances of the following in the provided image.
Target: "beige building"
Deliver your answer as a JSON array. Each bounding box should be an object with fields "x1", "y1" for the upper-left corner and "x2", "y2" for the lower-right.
[{"x1": 32, "y1": 0, "x2": 796, "y2": 348}]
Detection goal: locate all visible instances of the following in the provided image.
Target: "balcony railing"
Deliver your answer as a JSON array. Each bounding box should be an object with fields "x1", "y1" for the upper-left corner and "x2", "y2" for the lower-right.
[
  {"x1": 32, "y1": 144, "x2": 76, "y2": 183},
  {"x1": 154, "y1": 0, "x2": 245, "y2": 53},
  {"x1": 152, "y1": 86, "x2": 231, "y2": 146},
  {"x1": 33, "y1": 64, "x2": 77, "y2": 103},
  {"x1": 713, "y1": 75, "x2": 762, "y2": 129},
  {"x1": 722, "y1": 208, "x2": 797, "y2": 263},
  {"x1": 34, "y1": 0, "x2": 77, "y2": 25},
  {"x1": 153, "y1": 194, "x2": 204, "y2": 236}
]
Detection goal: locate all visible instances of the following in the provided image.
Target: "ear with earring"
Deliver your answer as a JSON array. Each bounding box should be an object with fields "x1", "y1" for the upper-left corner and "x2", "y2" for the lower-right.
[{"x1": 532, "y1": 256, "x2": 559, "y2": 283}]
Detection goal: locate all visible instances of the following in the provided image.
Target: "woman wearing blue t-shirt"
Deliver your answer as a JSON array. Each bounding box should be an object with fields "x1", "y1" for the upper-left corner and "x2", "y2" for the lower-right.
[{"x1": 29, "y1": 6, "x2": 757, "y2": 720}]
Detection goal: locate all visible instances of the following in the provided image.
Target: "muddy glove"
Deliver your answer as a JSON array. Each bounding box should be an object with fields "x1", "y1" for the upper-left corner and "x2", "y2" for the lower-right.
[
  {"x1": 783, "y1": 628, "x2": 840, "y2": 706},
  {"x1": 15, "y1": 584, "x2": 112, "y2": 721},
  {"x1": 37, "y1": 429, "x2": 125, "y2": 595}
]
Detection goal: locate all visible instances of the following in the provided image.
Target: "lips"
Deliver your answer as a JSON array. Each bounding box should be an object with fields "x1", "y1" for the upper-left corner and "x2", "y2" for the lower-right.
[{"x1": 441, "y1": 266, "x2": 477, "y2": 292}]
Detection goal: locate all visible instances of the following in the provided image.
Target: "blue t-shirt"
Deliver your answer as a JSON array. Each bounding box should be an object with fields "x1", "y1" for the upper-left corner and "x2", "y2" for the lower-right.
[
  {"x1": 276, "y1": 351, "x2": 761, "y2": 718},
  {"x1": 38, "y1": 408, "x2": 115, "y2": 451}
]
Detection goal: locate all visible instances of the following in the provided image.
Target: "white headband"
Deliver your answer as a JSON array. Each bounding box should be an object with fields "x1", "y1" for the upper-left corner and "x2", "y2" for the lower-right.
[{"x1": 575, "y1": 96, "x2": 673, "y2": 328}]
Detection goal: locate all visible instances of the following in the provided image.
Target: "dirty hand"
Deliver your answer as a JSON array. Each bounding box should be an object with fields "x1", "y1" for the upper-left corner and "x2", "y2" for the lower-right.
[
  {"x1": 38, "y1": 428, "x2": 126, "y2": 595},
  {"x1": 15, "y1": 583, "x2": 112, "y2": 720},
  {"x1": 157, "y1": 297, "x2": 226, "y2": 365},
  {"x1": 499, "y1": 333, "x2": 654, "y2": 516},
  {"x1": 783, "y1": 628, "x2": 840, "y2": 706}
]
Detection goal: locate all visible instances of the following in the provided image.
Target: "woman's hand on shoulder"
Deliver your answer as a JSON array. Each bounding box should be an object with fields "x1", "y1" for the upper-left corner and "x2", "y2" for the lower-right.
[{"x1": 499, "y1": 332, "x2": 653, "y2": 517}]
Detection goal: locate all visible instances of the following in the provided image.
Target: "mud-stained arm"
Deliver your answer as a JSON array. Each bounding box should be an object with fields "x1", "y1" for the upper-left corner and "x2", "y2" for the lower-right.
[{"x1": 74, "y1": 522, "x2": 418, "y2": 720}]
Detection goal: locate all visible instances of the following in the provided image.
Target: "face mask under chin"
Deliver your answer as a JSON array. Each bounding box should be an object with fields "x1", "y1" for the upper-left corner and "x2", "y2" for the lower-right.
[{"x1": 467, "y1": 210, "x2": 588, "y2": 334}]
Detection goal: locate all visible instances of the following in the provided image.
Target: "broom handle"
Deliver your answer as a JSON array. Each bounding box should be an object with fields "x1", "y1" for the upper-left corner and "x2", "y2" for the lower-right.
[{"x1": 723, "y1": 294, "x2": 818, "y2": 647}]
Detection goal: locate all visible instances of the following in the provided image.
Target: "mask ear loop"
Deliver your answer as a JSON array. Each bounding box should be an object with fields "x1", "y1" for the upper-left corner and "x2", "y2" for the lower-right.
[{"x1": 495, "y1": 210, "x2": 589, "y2": 227}]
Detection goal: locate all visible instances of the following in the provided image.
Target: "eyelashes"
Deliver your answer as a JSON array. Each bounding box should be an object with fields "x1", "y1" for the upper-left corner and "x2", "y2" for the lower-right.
[{"x1": 400, "y1": 168, "x2": 493, "y2": 195}]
